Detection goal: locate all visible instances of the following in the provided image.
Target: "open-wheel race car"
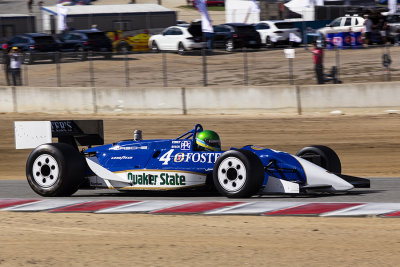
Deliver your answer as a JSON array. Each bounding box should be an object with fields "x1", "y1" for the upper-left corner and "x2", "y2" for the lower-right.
[{"x1": 15, "y1": 120, "x2": 370, "y2": 198}]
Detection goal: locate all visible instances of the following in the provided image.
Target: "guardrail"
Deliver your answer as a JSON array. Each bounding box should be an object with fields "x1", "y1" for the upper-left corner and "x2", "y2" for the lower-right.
[{"x1": 1, "y1": 81, "x2": 399, "y2": 115}]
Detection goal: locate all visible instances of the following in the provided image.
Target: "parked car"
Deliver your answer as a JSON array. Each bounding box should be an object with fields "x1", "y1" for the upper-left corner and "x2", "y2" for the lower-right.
[
  {"x1": 213, "y1": 23, "x2": 261, "y2": 51},
  {"x1": 57, "y1": 29, "x2": 113, "y2": 60},
  {"x1": 254, "y1": 21, "x2": 302, "y2": 47},
  {"x1": 148, "y1": 24, "x2": 204, "y2": 55},
  {"x1": 5, "y1": 33, "x2": 59, "y2": 64},
  {"x1": 385, "y1": 13, "x2": 400, "y2": 43},
  {"x1": 191, "y1": 0, "x2": 225, "y2": 7},
  {"x1": 317, "y1": 15, "x2": 365, "y2": 37}
]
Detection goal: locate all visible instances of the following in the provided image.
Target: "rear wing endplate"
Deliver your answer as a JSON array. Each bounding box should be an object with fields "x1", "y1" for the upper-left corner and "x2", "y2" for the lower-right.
[{"x1": 15, "y1": 120, "x2": 104, "y2": 149}]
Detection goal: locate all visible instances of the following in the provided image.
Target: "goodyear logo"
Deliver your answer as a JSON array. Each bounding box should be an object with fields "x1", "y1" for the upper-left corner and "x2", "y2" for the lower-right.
[{"x1": 127, "y1": 172, "x2": 185, "y2": 186}]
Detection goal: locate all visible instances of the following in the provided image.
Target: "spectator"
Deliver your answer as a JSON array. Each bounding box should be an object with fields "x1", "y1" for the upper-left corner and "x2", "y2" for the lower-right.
[
  {"x1": 8, "y1": 47, "x2": 22, "y2": 86},
  {"x1": 378, "y1": 18, "x2": 389, "y2": 45},
  {"x1": 363, "y1": 14, "x2": 373, "y2": 47},
  {"x1": 311, "y1": 41, "x2": 324, "y2": 84},
  {"x1": 2, "y1": 44, "x2": 11, "y2": 86},
  {"x1": 27, "y1": 0, "x2": 33, "y2": 13}
]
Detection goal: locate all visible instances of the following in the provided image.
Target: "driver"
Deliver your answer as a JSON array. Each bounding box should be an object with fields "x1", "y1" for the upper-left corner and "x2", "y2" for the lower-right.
[{"x1": 196, "y1": 130, "x2": 221, "y2": 151}]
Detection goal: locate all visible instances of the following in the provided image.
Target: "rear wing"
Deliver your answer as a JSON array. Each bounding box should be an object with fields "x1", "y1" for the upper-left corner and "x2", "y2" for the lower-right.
[{"x1": 15, "y1": 120, "x2": 104, "y2": 149}]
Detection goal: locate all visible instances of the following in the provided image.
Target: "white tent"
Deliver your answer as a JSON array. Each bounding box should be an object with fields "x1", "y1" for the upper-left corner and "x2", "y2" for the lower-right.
[{"x1": 225, "y1": 0, "x2": 260, "y2": 24}]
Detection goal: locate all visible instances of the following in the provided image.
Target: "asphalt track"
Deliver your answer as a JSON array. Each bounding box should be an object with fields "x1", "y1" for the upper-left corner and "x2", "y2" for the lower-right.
[{"x1": 1, "y1": 178, "x2": 400, "y2": 203}]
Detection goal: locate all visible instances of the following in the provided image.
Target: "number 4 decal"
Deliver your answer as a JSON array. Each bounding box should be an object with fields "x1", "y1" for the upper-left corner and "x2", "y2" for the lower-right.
[{"x1": 159, "y1": 149, "x2": 174, "y2": 165}]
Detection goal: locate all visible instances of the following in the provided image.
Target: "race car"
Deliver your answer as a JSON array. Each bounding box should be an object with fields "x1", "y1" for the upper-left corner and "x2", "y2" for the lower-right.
[{"x1": 14, "y1": 120, "x2": 370, "y2": 198}]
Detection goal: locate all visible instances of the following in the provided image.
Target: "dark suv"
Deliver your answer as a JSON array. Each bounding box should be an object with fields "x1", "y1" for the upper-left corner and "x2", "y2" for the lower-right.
[
  {"x1": 5, "y1": 33, "x2": 59, "y2": 64},
  {"x1": 57, "y1": 30, "x2": 113, "y2": 60},
  {"x1": 213, "y1": 23, "x2": 261, "y2": 52}
]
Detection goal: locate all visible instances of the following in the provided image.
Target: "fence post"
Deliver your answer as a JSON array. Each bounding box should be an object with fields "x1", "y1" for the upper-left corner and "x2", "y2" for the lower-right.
[
  {"x1": 23, "y1": 63, "x2": 29, "y2": 86},
  {"x1": 162, "y1": 51, "x2": 168, "y2": 87},
  {"x1": 296, "y1": 85, "x2": 302, "y2": 115},
  {"x1": 125, "y1": 51, "x2": 130, "y2": 87},
  {"x1": 89, "y1": 51, "x2": 94, "y2": 87},
  {"x1": 202, "y1": 47, "x2": 207, "y2": 87},
  {"x1": 288, "y1": 58, "x2": 294, "y2": 85},
  {"x1": 243, "y1": 47, "x2": 248, "y2": 86},
  {"x1": 56, "y1": 52, "x2": 61, "y2": 87},
  {"x1": 335, "y1": 45, "x2": 340, "y2": 82}
]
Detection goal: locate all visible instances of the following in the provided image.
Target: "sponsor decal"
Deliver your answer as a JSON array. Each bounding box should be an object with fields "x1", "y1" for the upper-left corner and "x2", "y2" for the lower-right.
[
  {"x1": 251, "y1": 146, "x2": 265, "y2": 150},
  {"x1": 159, "y1": 149, "x2": 221, "y2": 165},
  {"x1": 110, "y1": 146, "x2": 148, "y2": 151},
  {"x1": 180, "y1": 140, "x2": 191, "y2": 150},
  {"x1": 173, "y1": 152, "x2": 220, "y2": 163},
  {"x1": 127, "y1": 172, "x2": 186, "y2": 186},
  {"x1": 171, "y1": 140, "x2": 191, "y2": 150},
  {"x1": 111, "y1": 156, "x2": 133, "y2": 160},
  {"x1": 51, "y1": 121, "x2": 73, "y2": 132}
]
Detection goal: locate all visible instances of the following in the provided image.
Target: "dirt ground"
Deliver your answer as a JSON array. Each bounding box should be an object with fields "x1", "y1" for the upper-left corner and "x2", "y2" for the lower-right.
[{"x1": 1, "y1": 113, "x2": 400, "y2": 266}]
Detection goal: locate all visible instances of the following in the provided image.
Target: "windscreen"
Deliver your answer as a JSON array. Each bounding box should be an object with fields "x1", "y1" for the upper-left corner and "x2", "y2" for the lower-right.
[
  {"x1": 236, "y1": 26, "x2": 256, "y2": 33},
  {"x1": 33, "y1": 36, "x2": 56, "y2": 44},
  {"x1": 275, "y1": 22, "x2": 296, "y2": 29},
  {"x1": 86, "y1": 32, "x2": 109, "y2": 40}
]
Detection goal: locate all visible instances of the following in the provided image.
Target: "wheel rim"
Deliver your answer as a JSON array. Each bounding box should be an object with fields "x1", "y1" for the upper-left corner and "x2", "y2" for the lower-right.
[
  {"x1": 226, "y1": 40, "x2": 233, "y2": 51},
  {"x1": 23, "y1": 53, "x2": 31, "y2": 64},
  {"x1": 217, "y1": 157, "x2": 246, "y2": 193},
  {"x1": 32, "y1": 154, "x2": 59, "y2": 188}
]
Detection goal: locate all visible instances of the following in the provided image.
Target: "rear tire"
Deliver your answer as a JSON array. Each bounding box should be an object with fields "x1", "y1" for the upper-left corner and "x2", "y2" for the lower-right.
[
  {"x1": 177, "y1": 42, "x2": 185, "y2": 55},
  {"x1": 225, "y1": 39, "x2": 234, "y2": 52},
  {"x1": 151, "y1": 41, "x2": 160, "y2": 53},
  {"x1": 76, "y1": 47, "x2": 87, "y2": 61},
  {"x1": 296, "y1": 145, "x2": 341, "y2": 174},
  {"x1": 26, "y1": 143, "x2": 86, "y2": 197},
  {"x1": 23, "y1": 52, "x2": 33, "y2": 64},
  {"x1": 213, "y1": 149, "x2": 264, "y2": 198},
  {"x1": 117, "y1": 42, "x2": 131, "y2": 53},
  {"x1": 266, "y1": 36, "x2": 275, "y2": 48}
]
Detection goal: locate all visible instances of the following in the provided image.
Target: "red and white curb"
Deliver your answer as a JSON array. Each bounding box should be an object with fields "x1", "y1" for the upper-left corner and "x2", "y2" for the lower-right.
[{"x1": 1, "y1": 198, "x2": 400, "y2": 217}]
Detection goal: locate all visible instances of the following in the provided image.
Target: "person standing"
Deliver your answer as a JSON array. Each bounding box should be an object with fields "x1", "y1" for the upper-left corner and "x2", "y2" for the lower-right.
[
  {"x1": 27, "y1": 0, "x2": 33, "y2": 13},
  {"x1": 363, "y1": 14, "x2": 372, "y2": 47},
  {"x1": 2, "y1": 44, "x2": 11, "y2": 85},
  {"x1": 312, "y1": 41, "x2": 324, "y2": 84},
  {"x1": 9, "y1": 47, "x2": 22, "y2": 86}
]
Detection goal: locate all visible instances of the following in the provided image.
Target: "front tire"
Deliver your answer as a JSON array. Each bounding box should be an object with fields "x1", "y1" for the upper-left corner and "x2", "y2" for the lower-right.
[
  {"x1": 26, "y1": 143, "x2": 86, "y2": 197},
  {"x1": 151, "y1": 41, "x2": 160, "y2": 53},
  {"x1": 296, "y1": 145, "x2": 341, "y2": 173},
  {"x1": 213, "y1": 149, "x2": 265, "y2": 198}
]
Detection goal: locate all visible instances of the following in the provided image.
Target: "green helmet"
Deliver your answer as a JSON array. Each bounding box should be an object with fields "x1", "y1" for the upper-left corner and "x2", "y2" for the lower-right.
[{"x1": 196, "y1": 130, "x2": 221, "y2": 151}]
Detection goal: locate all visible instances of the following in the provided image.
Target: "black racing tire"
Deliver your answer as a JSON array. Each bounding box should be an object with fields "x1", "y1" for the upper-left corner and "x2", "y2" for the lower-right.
[
  {"x1": 151, "y1": 41, "x2": 160, "y2": 53},
  {"x1": 213, "y1": 149, "x2": 265, "y2": 198},
  {"x1": 296, "y1": 145, "x2": 341, "y2": 174},
  {"x1": 225, "y1": 39, "x2": 234, "y2": 52},
  {"x1": 26, "y1": 143, "x2": 86, "y2": 197},
  {"x1": 177, "y1": 42, "x2": 185, "y2": 55}
]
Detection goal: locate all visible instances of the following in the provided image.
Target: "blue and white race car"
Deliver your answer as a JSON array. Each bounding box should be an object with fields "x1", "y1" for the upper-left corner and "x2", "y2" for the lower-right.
[{"x1": 15, "y1": 120, "x2": 369, "y2": 198}]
